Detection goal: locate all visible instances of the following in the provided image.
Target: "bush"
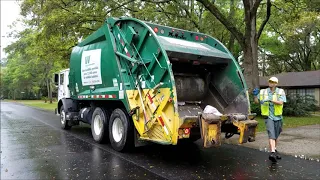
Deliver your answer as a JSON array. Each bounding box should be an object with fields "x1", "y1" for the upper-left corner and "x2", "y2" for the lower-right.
[
  {"x1": 283, "y1": 94, "x2": 318, "y2": 116},
  {"x1": 249, "y1": 95, "x2": 261, "y2": 115},
  {"x1": 41, "y1": 96, "x2": 48, "y2": 103}
]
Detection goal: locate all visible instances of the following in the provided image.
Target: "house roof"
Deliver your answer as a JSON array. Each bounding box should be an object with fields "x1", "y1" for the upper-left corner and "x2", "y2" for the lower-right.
[{"x1": 259, "y1": 70, "x2": 320, "y2": 87}]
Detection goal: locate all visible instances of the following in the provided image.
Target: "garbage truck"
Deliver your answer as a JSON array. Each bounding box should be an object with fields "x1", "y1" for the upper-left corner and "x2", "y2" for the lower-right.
[{"x1": 54, "y1": 17, "x2": 258, "y2": 152}]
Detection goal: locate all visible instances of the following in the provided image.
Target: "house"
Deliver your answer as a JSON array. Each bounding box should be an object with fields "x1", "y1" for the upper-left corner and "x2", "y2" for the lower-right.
[{"x1": 259, "y1": 70, "x2": 320, "y2": 106}]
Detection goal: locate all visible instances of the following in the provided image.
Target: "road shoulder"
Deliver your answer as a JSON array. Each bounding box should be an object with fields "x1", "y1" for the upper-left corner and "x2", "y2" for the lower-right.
[{"x1": 223, "y1": 124, "x2": 320, "y2": 159}]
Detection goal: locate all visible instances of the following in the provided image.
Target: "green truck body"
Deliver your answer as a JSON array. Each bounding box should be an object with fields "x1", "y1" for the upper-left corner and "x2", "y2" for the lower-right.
[{"x1": 55, "y1": 17, "x2": 258, "y2": 152}]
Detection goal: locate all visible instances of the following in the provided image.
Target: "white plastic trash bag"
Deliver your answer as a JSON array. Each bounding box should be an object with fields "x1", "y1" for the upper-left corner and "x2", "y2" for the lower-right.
[{"x1": 203, "y1": 105, "x2": 222, "y2": 116}]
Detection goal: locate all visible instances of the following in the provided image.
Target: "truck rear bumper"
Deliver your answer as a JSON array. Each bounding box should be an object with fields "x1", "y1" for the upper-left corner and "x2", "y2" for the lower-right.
[{"x1": 199, "y1": 113, "x2": 258, "y2": 148}]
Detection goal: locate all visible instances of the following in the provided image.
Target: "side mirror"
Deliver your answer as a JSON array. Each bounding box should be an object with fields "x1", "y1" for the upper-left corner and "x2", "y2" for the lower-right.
[
  {"x1": 54, "y1": 74, "x2": 59, "y2": 85},
  {"x1": 241, "y1": 68, "x2": 245, "y2": 74}
]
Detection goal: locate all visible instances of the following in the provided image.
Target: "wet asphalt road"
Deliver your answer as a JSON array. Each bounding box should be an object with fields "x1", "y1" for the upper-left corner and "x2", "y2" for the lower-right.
[{"x1": 1, "y1": 102, "x2": 320, "y2": 180}]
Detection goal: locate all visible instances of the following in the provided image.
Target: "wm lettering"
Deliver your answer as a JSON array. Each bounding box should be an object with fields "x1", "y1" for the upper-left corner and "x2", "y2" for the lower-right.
[{"x1": 85, "y1": 56, "x2": 90, "y2": 64}]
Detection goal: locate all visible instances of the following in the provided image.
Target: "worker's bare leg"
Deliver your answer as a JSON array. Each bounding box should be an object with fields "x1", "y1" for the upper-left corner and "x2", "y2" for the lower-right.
[
  {"x1": 269, "y1": 139, "x2": 276, "y2": 152},
  {"x1": 274, "y1": 138, "x2": 281, "y2": 159}
]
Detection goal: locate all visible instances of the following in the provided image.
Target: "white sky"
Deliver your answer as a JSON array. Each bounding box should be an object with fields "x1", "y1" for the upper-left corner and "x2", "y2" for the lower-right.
[{"x1": 1, "y1": 0, "x2": 23, "y2": 59}]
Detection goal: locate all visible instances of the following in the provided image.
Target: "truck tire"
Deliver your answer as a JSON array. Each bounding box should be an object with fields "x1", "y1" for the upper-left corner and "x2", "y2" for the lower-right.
[
  {"x1": 91, "y1": 107, "x2": 109, "y2": 143},
  {"x1": 60, "y1": 106, "x2": 71, "y2": 130},
  {"x1": 109, "y1": 109, "x2": 133, "y2": 152}
]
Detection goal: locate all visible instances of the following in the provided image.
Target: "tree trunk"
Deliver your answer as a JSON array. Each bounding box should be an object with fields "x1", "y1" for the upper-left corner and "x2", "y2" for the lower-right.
[
  {"x1": 46, "y1": 78, "x2": 53, "y2": 104},
  {"x1": 196, "y1": 0, "x2": 271, "y2": 90},
  {"x1": 243, "y1": 40, "x2": 259, "y2": 90},
  {"x1": 242, "y1": 0, "x2": 259, "y2": 90},
  {"x1": 46, "y1": 79, "x2": 49, "y2": 103},
  {"x1": 49, "y1": 84, "x2": 52, "y2": 104}
]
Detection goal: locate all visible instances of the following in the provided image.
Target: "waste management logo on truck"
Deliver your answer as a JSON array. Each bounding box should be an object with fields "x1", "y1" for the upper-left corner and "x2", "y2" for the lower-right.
[{"x1": 81, "y1": 49, "x2": 102, "y2": 86}]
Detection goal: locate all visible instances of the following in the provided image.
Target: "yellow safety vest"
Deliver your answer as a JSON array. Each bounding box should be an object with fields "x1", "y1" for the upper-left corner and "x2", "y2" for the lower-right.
[{"x1": 260, "y1": 88, "x2": 285, "y2": 116}]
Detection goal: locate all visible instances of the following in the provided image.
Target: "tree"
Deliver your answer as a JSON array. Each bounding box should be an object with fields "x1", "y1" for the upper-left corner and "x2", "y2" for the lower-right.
[
  {"x1": 195, "y1": 0, "x2": 271, "y2": 89},
  {"x1": 139, "y1": 0, "x2": 243, "y2": 58},
  {"x1": 142, "y1": 0, "x2": 271, "y2": 89},
  {"x1": 4, "y1": 0, "x2": 133, "y2": 102},
  {"x1": 5, "y1": 0, "x2": 319, "y2": 102},
  {"x1": 260, "y1": 0, "x2": 320, "y2": 74},
  {"x1": 4, "y1": 29, "x2": 42, "y2": 100}
]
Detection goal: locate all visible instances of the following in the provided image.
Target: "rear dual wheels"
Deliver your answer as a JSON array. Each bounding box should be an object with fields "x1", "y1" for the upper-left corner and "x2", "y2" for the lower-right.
[
  {"x1": 109, "y1": 109, "x2": 133, "y2": 152},
  {"x1": 91, "y1": 107, "x2": 133, "y2": 152},
  {"x1": 91, "y1": 107, "x2": 109, "y2": 143}
]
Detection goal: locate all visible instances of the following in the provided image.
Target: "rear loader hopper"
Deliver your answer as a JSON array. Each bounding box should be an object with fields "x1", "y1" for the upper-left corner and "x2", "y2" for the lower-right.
[{"x1": 56, "y1": 17, "x2": 258, "y2": 151}]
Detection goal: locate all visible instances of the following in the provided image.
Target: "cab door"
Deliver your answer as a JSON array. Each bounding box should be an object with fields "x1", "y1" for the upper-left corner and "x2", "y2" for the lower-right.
[
  {"x1": 58, "y1": 73, "x2": 65, "y2": 102},
  {"x1": 58, "y1": 70, "x2": 70, "y2": 102}
]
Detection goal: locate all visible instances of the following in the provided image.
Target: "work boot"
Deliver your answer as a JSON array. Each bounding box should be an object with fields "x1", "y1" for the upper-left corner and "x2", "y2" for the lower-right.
[
  {"x1": 269, "y1": 152, "x2": 277, "y2": 162},
  {"x1": 275, "y1": 150, "x2": 281, "y2": 159}
]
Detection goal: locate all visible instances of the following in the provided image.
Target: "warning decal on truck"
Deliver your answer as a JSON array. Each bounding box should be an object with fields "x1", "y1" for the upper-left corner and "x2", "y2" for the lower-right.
[{"x1": 81, "y1": 49, "x2": 102, "y2": 86}]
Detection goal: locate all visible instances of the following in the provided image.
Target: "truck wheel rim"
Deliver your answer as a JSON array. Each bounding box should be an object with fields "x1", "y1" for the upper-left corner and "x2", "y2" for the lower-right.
[
  {"x1": 112, "y1": 118, "x2": 123, "y2": 143},
  {"x1": 94, "y1": 115, "x2": 103, "y2": 135},
  {"x1": 60, "y1": 110, "x2": 65, "y2": 125}
]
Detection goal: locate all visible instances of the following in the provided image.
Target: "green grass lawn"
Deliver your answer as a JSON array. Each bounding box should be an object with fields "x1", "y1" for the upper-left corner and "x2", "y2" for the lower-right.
[
  {"x1": 5, "y1": 100, "x2": 57, "y2": 111},
  {"x1": 255, "y1": 116, "x2": 320, "y2": 132}
]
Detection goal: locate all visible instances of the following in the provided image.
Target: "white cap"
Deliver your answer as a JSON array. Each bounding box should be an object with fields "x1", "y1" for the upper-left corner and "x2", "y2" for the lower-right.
[{"x1": 269, "y1": 77, "x2": 278, "y2": 83}]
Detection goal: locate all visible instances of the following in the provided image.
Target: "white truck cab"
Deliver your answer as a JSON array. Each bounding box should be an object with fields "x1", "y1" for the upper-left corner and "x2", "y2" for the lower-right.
[{"x1": 54, "y1": 69, "x2": 71, "y2": 103}]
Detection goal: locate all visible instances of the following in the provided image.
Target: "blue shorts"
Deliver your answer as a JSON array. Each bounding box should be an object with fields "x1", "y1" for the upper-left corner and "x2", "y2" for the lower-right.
[{"x1": 265, "y1": 119, "x2": 283, "y2": 139}]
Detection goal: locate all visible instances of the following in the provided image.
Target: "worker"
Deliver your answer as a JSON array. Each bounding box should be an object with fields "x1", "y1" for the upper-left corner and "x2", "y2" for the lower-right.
[{"x1": 252, "y1": 76, "x2": 286, "y2": 162}]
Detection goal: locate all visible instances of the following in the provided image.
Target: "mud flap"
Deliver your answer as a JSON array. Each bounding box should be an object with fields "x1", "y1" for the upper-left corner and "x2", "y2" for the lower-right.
[
  {"x1": 199, "y1": 113, "x2": 222, "y2": 148},
  {"x1": 232, "y1": 120, "x2": 258, "y2": 144}
]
